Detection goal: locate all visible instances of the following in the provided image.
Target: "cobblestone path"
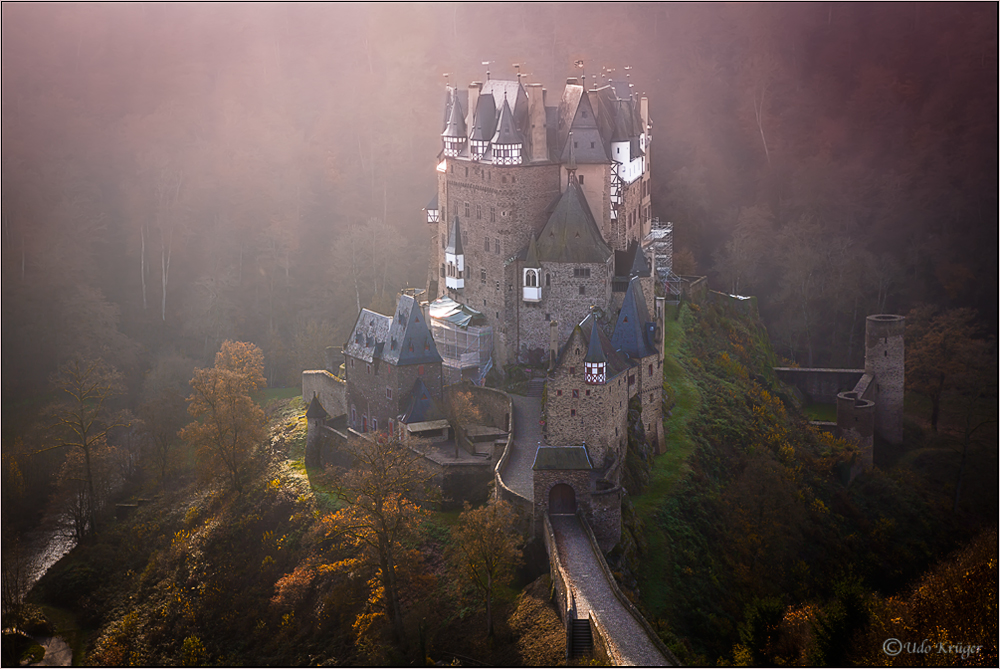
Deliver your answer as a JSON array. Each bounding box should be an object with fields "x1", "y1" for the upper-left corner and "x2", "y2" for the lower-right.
[
  {"x1": 502, "y1": 394, "x2": 543, "y2": 502},
  {"x1": 551, "y1": 515, "x2": 672, "y2": 666}
]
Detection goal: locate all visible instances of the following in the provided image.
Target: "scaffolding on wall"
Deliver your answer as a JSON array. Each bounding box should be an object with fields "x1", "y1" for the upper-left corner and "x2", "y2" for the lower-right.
[{"x1": 428, "y1": 296, "x2": 494, "y2": 385}]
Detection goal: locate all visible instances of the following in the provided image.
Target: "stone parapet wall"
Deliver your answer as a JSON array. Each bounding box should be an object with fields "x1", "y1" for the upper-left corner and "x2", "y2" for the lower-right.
[
  {"x1": 774, "y1": 367, "x2": 865, "y2": 404},
  {"x1": 302, "y1": 370, "x2": 347, "y2": 418},
  {"x1": 541, "y1": 513, "x2": 573, "y2": 660},
  {"x1": 576, "y1": 512, "x2": 680, "y2": 666},
  {"x1": 588, "y1": 486, "x2": 623, "y2": 552}
]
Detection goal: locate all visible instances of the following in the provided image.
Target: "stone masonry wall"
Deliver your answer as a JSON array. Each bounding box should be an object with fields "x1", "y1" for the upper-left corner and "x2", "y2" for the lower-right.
[
  {"x1": 865, "y1": 314, "x2": 905, "y2": 445},
  {"x1": 546, "y1": 333, "x2": 629, "y2": 467},
  {"x1": 774, "y1": 368, "x2": 865, "y2": 404},
  {"x1": 302, "y1": 370, "x2": 347, "y2": 418},
  {"x1": 533, "y1": 468, "x2": 592, "y2": 537},
  {"x1": 516, "y1": 258, "x2": 612, "y2": 363},
  {"x1": 344, "y1": 355, "x2": 443, "y2": 433}
]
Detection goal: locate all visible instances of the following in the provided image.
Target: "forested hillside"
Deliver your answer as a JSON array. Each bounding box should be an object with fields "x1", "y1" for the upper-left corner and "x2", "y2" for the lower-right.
[{"x1": 625, "y1": 299, "x2": 996, "y2": 665}]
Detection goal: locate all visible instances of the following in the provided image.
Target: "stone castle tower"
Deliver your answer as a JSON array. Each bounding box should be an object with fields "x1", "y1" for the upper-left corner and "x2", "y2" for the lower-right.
[{"x1": 424, "y1": 73, "x2": 658, "y2": 368}]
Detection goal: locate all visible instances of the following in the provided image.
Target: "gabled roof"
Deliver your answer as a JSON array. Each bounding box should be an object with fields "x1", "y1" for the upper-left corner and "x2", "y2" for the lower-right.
[
  {"x1": 470, "y1": 93, "x2": 497, "y2": 142},
  {"x1": 533, "y1": 446, "x2": 592, "y2": 470},
  {"x1": 399, "y1": 377, "x2": 445, "y2": 424},
  {"x1": 611, "y1": 276, "x2": 656, "y2": 360},
  {"x1": 344, "y1": 294, "x2": 442, "y2": 367},
  {"x1": 493, "y1": 97, "x2": 523, "y2": 145},
  {"x1": 559, "y1": 91, "x2": 609, "y2": 163},
  {"x1": 534, "y1": 177, "x2": 612, "y2": 264},
  {"x1": 385, "y1": 293, "x2": 443, "y2": 366},
  {"x1": 425, "y1": 193, "x2": 438, "y2": 212},
  {"x1": 442, "y1": 90, "x2": 467, "y2": 138},
  {"x1": 446, "y1": 215, "x2": 464, "y2": 255}
]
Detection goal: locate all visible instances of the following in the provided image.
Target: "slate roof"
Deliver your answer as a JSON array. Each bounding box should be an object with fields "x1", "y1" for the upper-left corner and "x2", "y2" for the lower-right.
[
  {"x1": 611, "y1": 276, "x2": 657, "y2": 360},
  {"x1": 523, "y1": 234, "x2": 541, "y2": 269},
  {"x1": 306, "y1": 394, "x2": 329, "y2": 419},
  {"x1": 578, "y1": 312, "x2": 632, "y2": 378},
  {"x1": 425, "y1": 193, "x2": 438, "y2": 212},
  {"x1": 446, "y1": 216, "x2": 464, "y2": 255},
  {"x1": 399, "y1": 378, "x2": 445, "y2": 424},
  {"x1": 493, "y1": 97, "x2": 523, "y2": 145},
  {"x1": 614, "y1": 240, "x2": 651, "y2": 278},
  {"x1": 534, "y1": 177, "x2": 612, "y2": 264},
  {"x1": 442, "y1": 90, "x2": 467, "y2": 138},
  {"x1": 470, "y1": 93, "x2": 497, "y2": 142},
  {"x1": 583, "y1": 317, "x2": 607, "y2": 364},
  {"x1": 344, "y1": 294, "x2": 442, "y2": 367},
  {"x1": 559, "y1": 90, "x2": 609, "y2": 163},
  {"x1": 533, "y1": 446, "x2": 592, "y2": 470}
]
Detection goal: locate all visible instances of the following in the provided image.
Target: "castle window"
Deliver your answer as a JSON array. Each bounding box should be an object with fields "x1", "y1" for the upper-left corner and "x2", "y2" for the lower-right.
[
  {"x1": 367, "y1": 364, "x2": 371, "y2": 374},
  {"x1": 586, "y1": 389, "x2": 591, "y2": 396},
  {"x1": 464, "y1": 167, "x2": 468, "y2": 177},
  {"x1": 572, "y1": 389, "x2": 579, "y2": 398},
  {"x1": 494, "y1": 238, "x2": 500, "y2": 254},
  {"x1": 557, "y1": 390, "x2": 562, "y2": 396},
  {"x1": 525, "y1": 270, "x2": 537, "y2": 287},
  {"x1": 476, "y1": 204, "x2": 482, "y2": 219},
  {"x1": 502, "y1": 175, "x2": 507, "y2": 184},
  {"x1": 546, "y1": 274, "x2": 551, "y2": 287},
  {"x1": 569, "y1": 366, "x2": 575, "y2": 375},
  {"x1": 574, "y1": 141, "x2": 578, "y2": 149},
  {"x1": 386, "y1": 387, "x2": 392, "y2": 400},
  {"x1": 575, "y1": 348, "x2": 580, "y2": 355},
  {"x1": 628, "y1": 374, "x2": 635, "y2": 385},
  {"x1": 481, "y1": 268, "x2": 487, "y2": 283},
  {"x1": 485, "y1": 238, "x2": 490, "y2": 252},
  {"x1": 590, "y1": 142, "x2": 595, "y2": 149},
  {"x1": 496, "y1": 280, "x2": 500, "y2": 291},
  {"x1": 571, "y1": 409, "x2": 576, "y2": 417},
  {"x1": 546, "y1": 313, "x2": 551, "y2": 321},
  {"x1": 372, "y1": 418, "x2": 378, "y2": 432},
  {"x1": 441, "y1": 234, "x2": 445, "y2": 248},
  {"x1": 440, "y1": 263, "x2": 445, "y2": 277},
  {"x1": 649, "y1": 364, "x2": 654, "y2": 375},
  {"x1": 579, "y1": 285, "x2": 586, "y2": 295},
  {"x1": 490, "y1": 207, "x2": 496, "y2": 222},
  {"x1": 464, "y1": 202, "x2": 470, "y2": 217},
  {"x1": 579, "y1": 175, "x2": 584, "y2": 184},
  {"x1": 352, "y1": 407, "x2": 356, "y2": 424},
  {"x1": 573, "y1": 268, "x2": 591, "y2": 278}
]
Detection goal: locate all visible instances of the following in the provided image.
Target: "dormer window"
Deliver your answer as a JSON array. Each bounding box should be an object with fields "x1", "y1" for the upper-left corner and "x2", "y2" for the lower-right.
[{"x1": 585, "y1": 361, "x2": 606, "y2": 385}]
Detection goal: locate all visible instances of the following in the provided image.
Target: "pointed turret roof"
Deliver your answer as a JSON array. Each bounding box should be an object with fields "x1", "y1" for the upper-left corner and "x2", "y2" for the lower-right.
[
  {"x1": 306, "y1": 394, "x2": 329, "y2": 419},
  {"x1": 611, "y1": 276, "x2": 656, "y2": 359},
  {"x1": 535, "y1": 178, "x2": 611, "y2": 264},
  {"x1": 446, "y1": 215, "x2": 464, "y2": 255},
  {"x1": 442, "y1": 90, "x2": 467, "y2": 138},
  {"x1": 493, "y1": 97, "x2": 523, "y2": 145},
  {"x1": 524, "y1": 234, "x2": 541, "y2": 269},
  {"x1": 399, "y1": 378, "x2": 445, "y2": 424},
  {"x1": 612, "y1": 101, "x2": 631, "y2": 143},
  {"x1": 584, "y1": 316, "x2": 607, "y2": 364},
  {"x1": 470, "y1": 93, "x2": 497, "y2": 142},
  {"x1": 559, "y1": 90, "x2": 609, "y2": 163}
]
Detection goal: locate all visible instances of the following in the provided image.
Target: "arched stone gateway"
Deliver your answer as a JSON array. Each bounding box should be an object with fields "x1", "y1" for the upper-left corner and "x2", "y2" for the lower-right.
[{"x1": 549, "y1": 483, "x2": 576, "y2": 514}]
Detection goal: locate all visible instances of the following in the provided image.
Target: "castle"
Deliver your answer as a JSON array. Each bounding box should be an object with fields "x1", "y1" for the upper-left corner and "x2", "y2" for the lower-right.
[{"x1": 304, "y1": 69, "x2": 670, "y2": 551}]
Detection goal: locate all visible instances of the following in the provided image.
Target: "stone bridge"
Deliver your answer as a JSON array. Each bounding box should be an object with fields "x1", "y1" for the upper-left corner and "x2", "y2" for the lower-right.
[{"x1": 496, "y1": 394, "x2": 677, "y2": 666}]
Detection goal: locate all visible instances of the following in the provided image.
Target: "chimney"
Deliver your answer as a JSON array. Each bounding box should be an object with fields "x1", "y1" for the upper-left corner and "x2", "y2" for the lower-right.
[
  {"x1": 548, "y1": 319, "x2": 559, "y2": 372},
  {"x1": 526, "y1": 83, "x2": 548, "y2": 163}
]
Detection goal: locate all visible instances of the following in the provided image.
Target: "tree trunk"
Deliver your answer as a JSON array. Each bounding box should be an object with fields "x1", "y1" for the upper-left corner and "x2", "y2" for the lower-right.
[{"x1": 380, "y1": 542, "x2": 407, "y2": 651}]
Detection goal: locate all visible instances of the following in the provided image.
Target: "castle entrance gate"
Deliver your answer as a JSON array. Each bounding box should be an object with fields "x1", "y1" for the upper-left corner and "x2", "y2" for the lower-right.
[{"x1": 549, "y1": 484, "x2": 576, "y2": 514}]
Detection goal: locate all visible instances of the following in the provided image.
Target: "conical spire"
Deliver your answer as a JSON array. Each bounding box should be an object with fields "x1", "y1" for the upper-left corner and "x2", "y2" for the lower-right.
[
  {"x1": 584, "y1": 316, "x2": 607, "y2": 364},
  {"x1": 446, "y1": 215, "x2": 464, "y2": 255},
  {"x1": 493, "y1": 96, "x2": 522, "y2": 145},
  {"x1": 442, "y1": 90, "x2": 467, "y2": 138},
  {"x1": 524, "y1": 234, "x2": 541, "y2": 268}
]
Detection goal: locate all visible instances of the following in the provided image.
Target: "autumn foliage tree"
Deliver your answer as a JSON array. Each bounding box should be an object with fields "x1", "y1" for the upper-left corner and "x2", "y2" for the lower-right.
[
  {"x1": 450, "y1": 499, "x2": 523, "y2": 638},
  {"x1": 180, "y1": 340, "x2": 267, "y2": 494},
  {"x1": 320, "y1": 432, "x2": 438, "y2": 655}
]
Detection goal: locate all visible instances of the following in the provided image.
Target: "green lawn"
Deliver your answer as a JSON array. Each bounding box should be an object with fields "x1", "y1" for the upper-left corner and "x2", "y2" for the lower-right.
[{"x1": 254, "y1": 386, "x2": 301, "y2": 406}]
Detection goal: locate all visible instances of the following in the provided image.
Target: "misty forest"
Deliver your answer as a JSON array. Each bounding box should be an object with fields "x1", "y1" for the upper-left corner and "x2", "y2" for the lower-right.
[{"x1": 2, "y1": 3, "x2": 996, "y2": 667}]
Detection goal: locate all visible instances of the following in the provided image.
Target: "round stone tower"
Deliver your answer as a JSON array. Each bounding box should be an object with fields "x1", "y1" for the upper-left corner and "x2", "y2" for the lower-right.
[{"x1": 865, "y1": 314, "x2": 905, "y2": 445}]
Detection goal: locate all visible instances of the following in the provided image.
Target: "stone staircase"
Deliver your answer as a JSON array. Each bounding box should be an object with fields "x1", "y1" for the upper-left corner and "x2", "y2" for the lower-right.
[
  {"x1": 569, "y1": 618, "x2": 594, "y2": 658},
  {"x1": 527, "y1": 378, "x2": 545, "y2": 398}
]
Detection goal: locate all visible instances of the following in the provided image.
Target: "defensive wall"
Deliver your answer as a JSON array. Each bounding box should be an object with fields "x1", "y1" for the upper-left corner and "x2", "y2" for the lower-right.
[
  {"x1": 773, "y1": 368, "x2": 865, "y2": 404},
  {"x1": 302, "y1": 370, "x2": 347, "y2": 419}
]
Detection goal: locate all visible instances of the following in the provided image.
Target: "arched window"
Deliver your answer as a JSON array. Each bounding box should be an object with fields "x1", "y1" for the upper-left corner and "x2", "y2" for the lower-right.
[{"x1": 525, "y1": 270, "x2": 537, "y2": 287}]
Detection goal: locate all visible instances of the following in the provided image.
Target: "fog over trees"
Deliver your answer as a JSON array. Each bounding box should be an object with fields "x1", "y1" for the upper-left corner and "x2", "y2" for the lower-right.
[
  {"x1": 3, "y1": 3, "x2": 995, "y2": 400},
  {"x1": 2, "y1": 2, "x2": 996, "y2": 524}
]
